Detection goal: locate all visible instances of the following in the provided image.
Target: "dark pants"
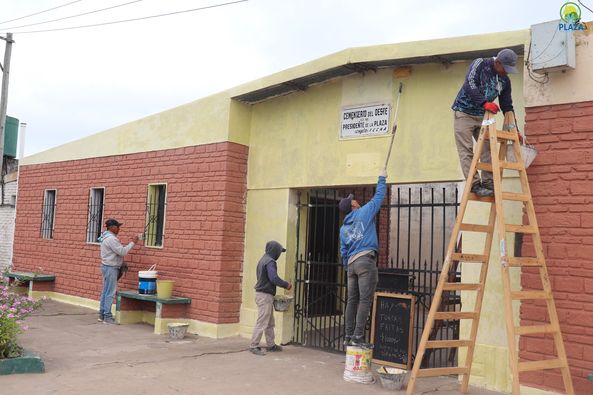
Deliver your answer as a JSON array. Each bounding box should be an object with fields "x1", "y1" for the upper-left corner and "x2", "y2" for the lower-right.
[{"x1": 345, "y1": 254, "x2": 378, "y2": 340}]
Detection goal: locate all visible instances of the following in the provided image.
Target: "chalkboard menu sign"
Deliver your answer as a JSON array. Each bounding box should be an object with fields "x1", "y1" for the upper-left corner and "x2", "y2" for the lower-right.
[{"x1": 370, "y1": 292, "x2": 415, "y2": 369}]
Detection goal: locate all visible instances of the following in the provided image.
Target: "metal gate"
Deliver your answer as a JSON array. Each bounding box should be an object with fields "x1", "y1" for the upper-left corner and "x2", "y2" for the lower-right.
[{"x1": 293, "y1": 183, "x2": 461, "y2": 368}]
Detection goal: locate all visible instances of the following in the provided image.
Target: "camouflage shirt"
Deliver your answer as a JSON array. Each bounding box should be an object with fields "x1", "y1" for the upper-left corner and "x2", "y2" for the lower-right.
[{"x1": 452, "y1": 57, "x2": 514, "y2": 116}]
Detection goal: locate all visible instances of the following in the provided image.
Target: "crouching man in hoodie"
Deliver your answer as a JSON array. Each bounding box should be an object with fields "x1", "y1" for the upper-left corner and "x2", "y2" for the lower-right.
[
  {"x1": 249, "y1": 241, "x2": 292, "y2": 356},
  {"x1": 339, "y1": 169, "x2": 387, "y2": 346},
  {"x1": 98, "y1": 218, "x2": 139, "y2": 324}
]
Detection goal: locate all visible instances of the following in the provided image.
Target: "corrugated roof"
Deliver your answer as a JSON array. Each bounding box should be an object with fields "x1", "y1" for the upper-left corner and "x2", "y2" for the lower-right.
[{"x1": 233, "y1": 43, "x2": 524, "y2": 104}]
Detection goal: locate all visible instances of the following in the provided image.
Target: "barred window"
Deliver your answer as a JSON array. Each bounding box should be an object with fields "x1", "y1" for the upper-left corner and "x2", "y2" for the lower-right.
[
  {"x1": 145, "y1": 184, "x2": 167, "y2": 247},
  {"x1": 86, "y1": 188, "x2": 105, "y2": 243},
  {"x1": 40, "y1": 189, "x2": 56, "y2": 239}
]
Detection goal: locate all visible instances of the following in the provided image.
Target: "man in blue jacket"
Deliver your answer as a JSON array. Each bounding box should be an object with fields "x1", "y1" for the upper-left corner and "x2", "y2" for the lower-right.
[
  {"x1": 339, "y1": 169, "x2": 387, "y2": 346},
  {"x1": 452, "y1": 48, "x2": 518, "y2": 197}
]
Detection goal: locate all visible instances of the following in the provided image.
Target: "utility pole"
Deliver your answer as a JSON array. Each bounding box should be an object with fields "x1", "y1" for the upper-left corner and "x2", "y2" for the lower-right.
[{"x1": 0, "y1": 33, "x2": 14, "y2": 172}]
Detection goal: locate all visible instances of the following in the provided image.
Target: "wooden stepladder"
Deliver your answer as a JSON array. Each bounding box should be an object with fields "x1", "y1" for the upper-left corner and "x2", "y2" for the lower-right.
[{"x1": 405, "y1": 112, "x2": 574, "y2": 395}]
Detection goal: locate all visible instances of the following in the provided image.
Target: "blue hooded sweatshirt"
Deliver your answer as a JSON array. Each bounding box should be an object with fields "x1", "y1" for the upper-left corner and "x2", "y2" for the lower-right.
[{"x1": 339, "y1": 176, "x2": 386, "y2": 269}]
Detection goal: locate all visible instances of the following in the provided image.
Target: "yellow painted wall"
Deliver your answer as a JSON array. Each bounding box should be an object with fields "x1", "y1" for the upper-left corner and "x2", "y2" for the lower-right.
[
  {"x1": 524, "y1": 22, "x2": 593, "y2": 107},
  {"x1": 21, "y1": 91, "x2": 240, "y2": 165},
  {"x1": 247, "y1": 62, "x2": 525, "y2": 190},
  {"x1": 458, "y1": 177, "x2": 524, "y2": 392},
  {"x1": 239, "y1": 188, "x2": 297, "y2": 343}
]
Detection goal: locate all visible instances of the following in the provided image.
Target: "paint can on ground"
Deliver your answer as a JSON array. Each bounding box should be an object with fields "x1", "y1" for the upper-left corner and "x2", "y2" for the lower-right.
[
  {"x1": 168, "y1": 323, "x2": 190, "y2": 340},
  {"x1": 377, "y1": 367, "x2": 407, "y2": 390},
  {"x1": 343, "y1": 345, "x2": 374, "y2": 384},
  {"x1": 138, "y1": 265, "x2": 157, "y2": 295}
]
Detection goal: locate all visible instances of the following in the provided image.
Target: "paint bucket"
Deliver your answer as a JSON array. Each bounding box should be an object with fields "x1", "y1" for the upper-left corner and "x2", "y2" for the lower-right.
[
  {"x1": 343, "y1": 344, "x2": 374, "y2": 384},
  {"x1": 345, "y1": 345, "x2": 372, "y2": 373},
  {"x1": 377, "y1": 367, "x2": 407, "y2": 390},
  {"x1": 157, "y1": 280, "x2": 174, "y2": 299},
  {"x1": 168, "y1": 323, "x2": 189, "y2": 340},
  {"x1": 273, "y1": 295, "x2": 293, "y2": 312},
  {"x1": 507, "y1": 142, "x2": 538, "y2": 168},
  {"x1": 138, "y1": 265, "x2": 157, "y2": 295}
]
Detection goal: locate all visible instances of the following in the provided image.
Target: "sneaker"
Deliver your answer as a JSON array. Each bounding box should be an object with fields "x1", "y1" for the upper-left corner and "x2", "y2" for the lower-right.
[
  {"x1": 103, "y1": 317, "x2": 119, "y2": 325},
  {"x1": 476, "y1": 186, "x2": 494, "y2": 197},
  {"x1": 471, "y1": 183, "x2": 494, "y2": 197},
  {"x1": 470, "y1": 183, "x2": 482, "y2": 194},
  {"x1": 266, "y1": 344, "x2": 283, "y2": 352},
  {"x1": 249, "y1": 347, "x2": 266, "y2": 356},
  {"x1": 343, "y1": 336, "x2": 352, "y2": 346},
  {"x1": 98, "y1": 314, "x2": 104, "y2": 322},
  {"x1": 348, "y1": 337, "x2": 373, "y2": 348}
]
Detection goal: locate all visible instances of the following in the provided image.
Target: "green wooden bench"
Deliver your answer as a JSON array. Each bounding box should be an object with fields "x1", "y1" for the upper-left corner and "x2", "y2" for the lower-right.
[
  {"x1": 4, "y1": 271, "x2": 56, "y2": 297},
  {"x1": 116, "y1": 290, "x2": 191, "y2": 334}
]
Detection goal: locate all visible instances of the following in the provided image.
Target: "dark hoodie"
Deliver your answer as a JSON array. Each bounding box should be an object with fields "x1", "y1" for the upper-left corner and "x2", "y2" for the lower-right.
[{"x1": 254, "y1": 241, "x2": 289, "y2": 296}]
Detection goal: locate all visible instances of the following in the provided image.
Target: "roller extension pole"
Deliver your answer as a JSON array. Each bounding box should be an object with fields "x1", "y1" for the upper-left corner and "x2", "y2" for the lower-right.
[{"x1": 384, "y1": 82, "x2": 403, "y2": 169}]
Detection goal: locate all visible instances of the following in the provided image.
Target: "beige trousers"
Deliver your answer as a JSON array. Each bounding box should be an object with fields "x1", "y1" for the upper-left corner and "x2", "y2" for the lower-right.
[
  {"x1": 250, "y1": 292, "x2": 275, "y2": 348},
  {"x1": 453, "y1": 111, "x2": 493, "y2": 188}
]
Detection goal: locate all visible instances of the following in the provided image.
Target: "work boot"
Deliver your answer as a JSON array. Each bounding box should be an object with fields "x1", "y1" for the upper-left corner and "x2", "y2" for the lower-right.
[
  {"x1": 249, "y1": 347, "x2": 266, "y2": 356},
  {"x1": 266, "y1": 344, "x2": 283, "y2": 352}
]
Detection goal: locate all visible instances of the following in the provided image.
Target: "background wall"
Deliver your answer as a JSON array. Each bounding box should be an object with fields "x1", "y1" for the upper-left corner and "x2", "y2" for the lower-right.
[
  {"x1": 13, "y1": 142, "x2": 248, "y2": 325},
  {"x1": 520, "y1": 23, "x2": 593, "y2": 395}
]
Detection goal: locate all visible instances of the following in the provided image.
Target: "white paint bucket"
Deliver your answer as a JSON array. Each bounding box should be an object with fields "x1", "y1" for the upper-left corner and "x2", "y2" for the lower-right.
[{"x1": 138, "y1": 265, "x2": 157, "y2": 295}]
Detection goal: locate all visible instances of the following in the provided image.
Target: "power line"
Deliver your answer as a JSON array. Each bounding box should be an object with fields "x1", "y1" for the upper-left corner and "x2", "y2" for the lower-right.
[
  {"x1": 0, "y1": 0, "x2": 144, "y2": 31},
  {"x1": 0, "y1": 0, "x2": 248, "y2": 35},
  {"x1": 577, "y1": 0, "x2": 593, "y2": 14},
  {"x1": 0, "y1": 1, "x2": 84, "y2": 25}
]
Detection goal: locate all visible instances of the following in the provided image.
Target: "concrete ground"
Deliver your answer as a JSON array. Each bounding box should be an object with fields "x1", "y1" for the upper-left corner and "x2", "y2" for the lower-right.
[{"x1": 2, "y1": 300, "x2": 508, "y2": 395}]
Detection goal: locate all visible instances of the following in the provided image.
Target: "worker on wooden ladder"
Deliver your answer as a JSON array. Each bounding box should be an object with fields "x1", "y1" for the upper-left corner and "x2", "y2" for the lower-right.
[{"x1": 451, "y1": 48, "x2": 519, "y2": 197}]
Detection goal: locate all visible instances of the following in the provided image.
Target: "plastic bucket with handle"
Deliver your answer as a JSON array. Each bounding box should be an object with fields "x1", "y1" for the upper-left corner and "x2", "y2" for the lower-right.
[
  {"x1": 157, "y1": 280, "x2": 174, "y2": 299},
  {"x1": 138, "y1": 265, "x2": 157, "y2": 295}
]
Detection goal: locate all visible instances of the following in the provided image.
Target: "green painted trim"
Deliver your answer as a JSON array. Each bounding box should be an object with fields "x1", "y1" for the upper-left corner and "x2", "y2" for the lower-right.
[
  {"x1": 5, "y1": 272, "x2": 55, "y2": 281},
  {"x1": 0, "y1": 351, "x2": 45, "y2": 375},
  {"x1": 117, "y1": 290, "x2": 191, "y2": 304}
]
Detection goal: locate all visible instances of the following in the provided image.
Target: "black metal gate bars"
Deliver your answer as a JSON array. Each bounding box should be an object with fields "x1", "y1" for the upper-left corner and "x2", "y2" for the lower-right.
[{"x1": 293, "y1": 183, "x2": 460, "y2": 368}]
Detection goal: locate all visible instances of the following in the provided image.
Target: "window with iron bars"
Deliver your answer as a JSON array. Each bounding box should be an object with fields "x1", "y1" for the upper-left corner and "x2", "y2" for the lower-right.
[
  {"x1": 40, "y1": 189, "x2": 56, "y2": 239},
  {"x1": 144, "y1": 184, "x2": 166, "y2": 247},
  {"x1": 86, "y1": 188, "x2": 105, "y2": 243}
]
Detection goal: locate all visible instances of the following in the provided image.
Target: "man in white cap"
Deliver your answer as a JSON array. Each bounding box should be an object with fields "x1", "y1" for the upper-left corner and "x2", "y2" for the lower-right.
[{"x1": 452, "y1": 48, "x2": 518, "y2": 197}]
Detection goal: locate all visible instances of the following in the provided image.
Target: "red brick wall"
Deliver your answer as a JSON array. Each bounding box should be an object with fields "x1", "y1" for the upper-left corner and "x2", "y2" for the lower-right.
[
  {"x1": 521, "y1": 101, "x2": 593, "y2": 394},
  {"x1": 13, "y1": 142, "x2": 248, "y2": 325}
]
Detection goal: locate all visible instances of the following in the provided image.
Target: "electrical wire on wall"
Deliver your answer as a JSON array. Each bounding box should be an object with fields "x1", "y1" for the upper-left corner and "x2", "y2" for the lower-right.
[{"x1": 525, "y1": 39, "x2": 550, "y2": 85}]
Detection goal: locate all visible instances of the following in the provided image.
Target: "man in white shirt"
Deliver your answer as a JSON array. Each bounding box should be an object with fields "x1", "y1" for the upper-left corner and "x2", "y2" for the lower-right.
[{"x1": 98, "y1": 218, "x2": 139, "y2": 324}]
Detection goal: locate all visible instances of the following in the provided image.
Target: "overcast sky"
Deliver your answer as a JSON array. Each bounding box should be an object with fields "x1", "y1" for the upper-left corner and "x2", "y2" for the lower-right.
[{"x1": 0, "y1": 0, "x2": 587, "y2": 157}]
